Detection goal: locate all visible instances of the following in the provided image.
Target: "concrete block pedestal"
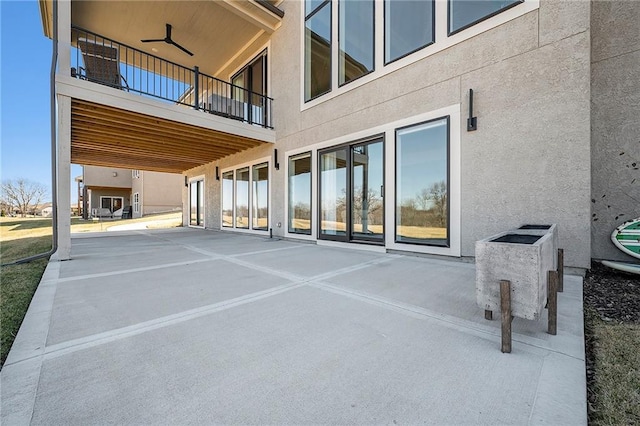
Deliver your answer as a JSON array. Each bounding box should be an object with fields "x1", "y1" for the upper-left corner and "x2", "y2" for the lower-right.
[{"x1": 476, "y1": 231, "x2": 555, "y2": 321}]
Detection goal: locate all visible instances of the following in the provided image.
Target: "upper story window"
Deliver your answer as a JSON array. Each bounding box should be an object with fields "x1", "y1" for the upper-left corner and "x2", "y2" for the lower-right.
[
  {"x1": 339, "y1": 0, "x2": 375, "y2": 85},
  {"x1": 385, "y1": 0, "x2": 435, "y2": 64},
  {"x1": 448, "y1": 0, "x2": 523, "y2": 35},
  {"x1": 132, "y1": 169, "x2": 140, "y2": 179},
  {"x1": 303, "y1": 0, "x2": 531, "y2": 105},
  {"x1": 232, "y1": 50, "x2": 268, "y2": 126},
  {"x1": 304, "y1": 0, "x2": 332, "y2": 101}
]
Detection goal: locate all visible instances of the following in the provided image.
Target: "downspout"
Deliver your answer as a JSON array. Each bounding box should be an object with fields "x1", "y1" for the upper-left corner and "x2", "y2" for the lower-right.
[{"x1": 2, "y1": 0, "x2": 59, "y2": 266}]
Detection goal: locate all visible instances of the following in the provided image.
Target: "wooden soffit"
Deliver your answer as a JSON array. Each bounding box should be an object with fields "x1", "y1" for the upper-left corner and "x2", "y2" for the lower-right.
[{"x1": 71, "y1": 99, "x2": 267, "y2": 173}]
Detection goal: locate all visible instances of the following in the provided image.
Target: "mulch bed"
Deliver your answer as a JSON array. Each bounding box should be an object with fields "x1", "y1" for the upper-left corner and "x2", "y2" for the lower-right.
[
  {"x1": 584, "y1": 261, "x2": 640, "y2": 324},
  {"x1": 583, "y1": 260, "x2": 640, "y2": 421}
]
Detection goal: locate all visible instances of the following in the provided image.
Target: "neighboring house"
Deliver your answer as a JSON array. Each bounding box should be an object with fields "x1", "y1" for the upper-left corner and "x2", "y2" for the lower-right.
[
  {"x1": 39, "y1": 0, "x2": 638, "y2": 268},
  {"x1": 80, "y1": 166, "x2": 182, "y2": 219}
]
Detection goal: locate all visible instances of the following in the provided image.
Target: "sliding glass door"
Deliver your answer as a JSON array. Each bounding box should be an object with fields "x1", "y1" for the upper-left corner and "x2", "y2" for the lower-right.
[{"x1": 319, "y1": 138, "x2": 384, "y2": 243}]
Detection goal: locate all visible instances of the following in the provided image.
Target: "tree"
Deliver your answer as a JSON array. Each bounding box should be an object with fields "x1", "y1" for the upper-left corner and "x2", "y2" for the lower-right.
[{"x1": 1, "y1": 179, "x2": 48, "y2": 217}]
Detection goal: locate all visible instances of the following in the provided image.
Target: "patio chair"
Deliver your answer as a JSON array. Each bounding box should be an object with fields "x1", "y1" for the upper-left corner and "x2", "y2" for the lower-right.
[{"x1": 76, "y1": 39, "x2": 129, "y2": 90}]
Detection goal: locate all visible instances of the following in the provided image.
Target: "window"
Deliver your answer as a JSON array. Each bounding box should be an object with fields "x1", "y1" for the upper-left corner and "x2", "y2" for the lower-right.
[
  {"x1": 232, "y1": 50, "x2": 268, "y2": 125},
  {"x1": 449, "y1": 0, "x2": 523, "y2": 35},
  {"x1": 288, "y1": 152, "x2": 312, "y2": 234},
  {"x1": 222, "y1": 163, "x2": 270, "y2": 231},
  {"x1": 189, "y1": 179, "x2": 204, "y2": 227},
  {"x1": 100, "y1": 196, "x2": 123, "y2": 213},
  {"x1": 339, "y1": 0, "x2": 374, "y2": 85},
  {"x1": 319, "y1": 137, "x2": 384, "y2": 243},
  {"x1": 252, "y1": 163, "x2": 269, "y2": 231},
  {"x1": 395, "y1": 117, "x2": 449, "y2": 247},
  {"x1": 384, "y1": 0, "x2": 434, "y2": 64},
  {"x1": 305, "y1": 0, "x2": 332, "y2": 101},
  {"x1": 235, "y1": 167, "x2": 250, "y2": 229},
  {"x1": 222, "y1": 171, "x2": 234, "y2": 228},
  {"x1": 133, "y1": 192, "x2": 140, "y2": 214},
  {"x1": 132, "y1": 170, "x2": 140, "y2": 179}
]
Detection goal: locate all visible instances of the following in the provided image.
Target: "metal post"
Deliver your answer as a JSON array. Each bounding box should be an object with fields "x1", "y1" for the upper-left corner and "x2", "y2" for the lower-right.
[{"x1": 193, "y1": 66, "x2": 199, "y2": 110}]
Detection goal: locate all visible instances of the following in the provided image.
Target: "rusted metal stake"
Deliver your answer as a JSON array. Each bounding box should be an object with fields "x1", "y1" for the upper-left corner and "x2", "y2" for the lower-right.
[
  {"x1": 485, "y1": 309, "x2": 493, "y2": 320},
  {"x1": 500, "y1": 280, "x2": 512, "y2": 353},
  {"x1": 548, "y1": 270, "x2": 558, "y2": 335},
  {"x1": 557, "y1": 248, "x2": 564, "y2": 292}
]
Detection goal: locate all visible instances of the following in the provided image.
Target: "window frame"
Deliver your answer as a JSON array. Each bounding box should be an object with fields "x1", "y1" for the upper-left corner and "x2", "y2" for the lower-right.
[
  {"x1": 288, "y1": 151, "x2": 313, "y2": 235},
  {"x1": 383, "y1": 0, "x2": 436, "y2": 66},
  {"x1": 304, "y1": 0, "x2": 333, "y2": 102},
  {"x1": 133, "y1": 192, "x2": 140, "y2": 214},
  {"x1": 337, "y1": 0, "x2": 376, "y2": 87},
  {"x1": 447, "y1": 0, "x2": 525, "y2": 37},
  {"x1": 317, "y1": 134, "x2": 385, "y2": 245},
  {"x1": 394, "y1": 116, "x2": 450, "y2": 248},
  {"x1": 188, "y1": 177, "x2": 205, "y2": 228}
]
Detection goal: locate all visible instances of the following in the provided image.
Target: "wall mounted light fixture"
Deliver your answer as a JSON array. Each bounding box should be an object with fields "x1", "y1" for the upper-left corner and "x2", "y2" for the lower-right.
[
  {"x1": 467, "y1": 89, "x2": 478, "y2": 131},
  {"x1": 184, "y1": 176, "x2": 188, "y2": 187},
  {"x1": 112, "y1": 172, "x2": 118, "y2": 177},
  {"x1": 274, "y1": 149, "x2": 280, "y2": 170},
  {"x1": 215, "y1": 166, "x2": 220, "y2": 181}
]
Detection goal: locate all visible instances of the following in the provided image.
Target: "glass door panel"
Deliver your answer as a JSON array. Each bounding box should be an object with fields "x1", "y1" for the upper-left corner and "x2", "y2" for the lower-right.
[
  {"x1": 252, "y1": 163, "x2": 269, "y2": 230},
  {"x1": 222, "y1": 172, "x2": 234, "y2": 227},
  {"x1": 351, "y1": 141, "x2": 384, "y2": 242},
  {"x1": 320, "y1": 149, "x2": 348, "y2": 240},
  {"x1": 235, "y1": 167, "x2": 250, "y2": 229}
]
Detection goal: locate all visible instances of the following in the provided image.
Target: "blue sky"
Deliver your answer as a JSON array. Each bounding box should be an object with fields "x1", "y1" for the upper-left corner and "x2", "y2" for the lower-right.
[{"x1": 1, "y1": 0, "x2": 82, "y2": 203}]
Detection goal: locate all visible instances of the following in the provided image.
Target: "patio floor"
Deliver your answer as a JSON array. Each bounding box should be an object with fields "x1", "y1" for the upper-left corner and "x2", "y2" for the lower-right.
[{"x1": 1, "y1": 228, "x2": 587, "y2": 424}]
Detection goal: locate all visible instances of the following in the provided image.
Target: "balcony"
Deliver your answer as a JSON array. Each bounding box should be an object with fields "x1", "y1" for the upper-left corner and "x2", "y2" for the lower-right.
[{"x1": 71, "y1": 26, "x2": 273, "y2": 129}]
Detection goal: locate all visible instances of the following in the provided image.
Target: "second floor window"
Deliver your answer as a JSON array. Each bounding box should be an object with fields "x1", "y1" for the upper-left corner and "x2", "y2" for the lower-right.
[
  {"x1": 304, "y1": 0, "x2": 332, "y2": 101},
  {"x1": 449, "y1": 0, "x2": 523, "y2": 35},
  {"x1": 339, "y1": 0, "x2": 374, "y2": 85},
  {"x1": 385, "y1": 0, "x2": 435, "y2": 64}
]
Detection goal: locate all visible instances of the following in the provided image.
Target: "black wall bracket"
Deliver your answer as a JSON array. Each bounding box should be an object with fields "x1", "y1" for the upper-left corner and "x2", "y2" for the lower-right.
[
  {"x1": 215, "y1": 166, "x2": 220, "y2": 181},
  {"x1": 274, "y1": 149, "x2": 280, "y2": 170},
  {"x1": 467, "y1": 89, "x2": 478, "y2": 131}
]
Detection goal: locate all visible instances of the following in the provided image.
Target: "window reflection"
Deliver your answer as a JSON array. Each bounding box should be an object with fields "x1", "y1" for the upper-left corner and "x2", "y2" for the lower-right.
[
  {"x1": 320, "y1": 149, "x2": 348, "y2": 237},
  {"x1": 396, "y1": 118, "x2": 449, "y2": 246},
  {"x1": 351, "y1": 141, "x2": 384, "y2": 240},
  {"x1": 252, "y1": 163, "x2": 269, "y2": 231},
  {"x1": 222, "y1": 171, "x2": 234, "y2": 228},
  {"x1": 385, "y1": 0, "x2": 434, "y2": 64},
  {"x1": 339, "y1": 0, "x2": 374, "y2": 85},
  {"x1": 236, "y1": 167, "x2": 250, "y2": 229},
  {"x1": 289, "y1": 153, "x2": 312, "y2": 234},
  {"x1": 449, "y1": 0, "x2": 522, "y2": 34},
  {"x1": 305, "y1": 1, "x2": 332, "y2": 101}
]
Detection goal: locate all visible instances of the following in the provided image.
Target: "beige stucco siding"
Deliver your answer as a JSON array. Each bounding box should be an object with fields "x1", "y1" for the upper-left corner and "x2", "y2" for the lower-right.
[
  {"x1": 590, "y1": 1, "x2": 640, "y2": 261},
  {"x1": 83, "y1": 166, "x2": 132, "y2": 189},
  {"x1": 185, "y1": 0, "x2": 593, "y2": 267}
]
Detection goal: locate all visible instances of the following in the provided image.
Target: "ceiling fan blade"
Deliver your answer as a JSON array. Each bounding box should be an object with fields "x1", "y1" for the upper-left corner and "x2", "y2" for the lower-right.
[
  {"x1": 170, "y1": 40, "x2": 194, "y2": 57},
  {"x1": 141, "y1": 38, "x2": 165, "y2": 43}
]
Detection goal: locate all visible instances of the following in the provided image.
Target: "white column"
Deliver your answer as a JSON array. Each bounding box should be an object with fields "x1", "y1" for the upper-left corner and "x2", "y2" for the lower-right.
[
  {"x1": 57, "y1": 0, "x2": 71, "y2": 74},
  {"x1": 56, "y1": 94, "x2": 72, "y2": 260}
]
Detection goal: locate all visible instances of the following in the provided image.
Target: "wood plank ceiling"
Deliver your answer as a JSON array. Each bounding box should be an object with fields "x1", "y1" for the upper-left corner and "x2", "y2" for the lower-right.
[{"x1": 71, "y1": 99, "x2": 267, "y2": 173}]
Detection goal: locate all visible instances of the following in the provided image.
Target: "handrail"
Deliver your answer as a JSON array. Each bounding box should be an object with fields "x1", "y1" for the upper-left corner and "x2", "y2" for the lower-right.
[{"x1": 70, "y1": 25, "x2": 273, "y2": 128}]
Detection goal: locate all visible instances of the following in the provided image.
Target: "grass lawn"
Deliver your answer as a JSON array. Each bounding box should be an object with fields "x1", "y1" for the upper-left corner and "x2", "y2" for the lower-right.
[
  {"x1": 0, "y1": 212, "x2": 182, "y2": 367},
  {"x1": 584, "y1": 307, "x2": 640, "y2": 425}
]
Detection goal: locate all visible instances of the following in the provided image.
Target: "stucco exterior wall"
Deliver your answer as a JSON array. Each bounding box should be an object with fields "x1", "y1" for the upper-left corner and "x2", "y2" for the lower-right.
[
  {"x1": 83, "y1": 166, "x2": 132, "y2": 189},
  {"x1": 590, "y1": 0, "x2": 640, "y2": 261},
  {"x1": 140, "y1": 171, "x2": 183, "y2": 215},
  {"x1": 186, "y1": 0, "x2": 593, "y2": 267}
]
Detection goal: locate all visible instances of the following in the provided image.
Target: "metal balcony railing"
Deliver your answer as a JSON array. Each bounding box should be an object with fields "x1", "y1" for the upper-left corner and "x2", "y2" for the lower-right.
[{"x1": 70, "y1": 26, "x2": 273, "y2": 129}]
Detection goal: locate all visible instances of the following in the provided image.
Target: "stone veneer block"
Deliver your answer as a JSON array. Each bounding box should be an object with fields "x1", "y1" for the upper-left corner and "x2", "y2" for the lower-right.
[{"x1": 476, "y1": 231, "x2": 555, "y2": 320}]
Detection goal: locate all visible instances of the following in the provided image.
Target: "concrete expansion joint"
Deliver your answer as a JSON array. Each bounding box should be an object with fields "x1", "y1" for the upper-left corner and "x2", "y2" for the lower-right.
[{"x1": 309, "y1": 280, "x2": 582, "y2": 359}]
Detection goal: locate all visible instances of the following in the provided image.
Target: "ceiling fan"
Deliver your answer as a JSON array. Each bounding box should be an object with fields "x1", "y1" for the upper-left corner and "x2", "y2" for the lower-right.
[{"x1": 141, "y1": 23, "x2": 194, "y2": 56}]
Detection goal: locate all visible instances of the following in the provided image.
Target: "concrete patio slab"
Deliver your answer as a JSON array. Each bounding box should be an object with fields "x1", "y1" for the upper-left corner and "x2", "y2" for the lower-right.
[{"x1": 1, "y1": 228, "x2": 587, "y2": 425}]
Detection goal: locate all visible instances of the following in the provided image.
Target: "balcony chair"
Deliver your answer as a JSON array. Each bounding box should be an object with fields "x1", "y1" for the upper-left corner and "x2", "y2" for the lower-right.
[{"x1": 75, "y1": 39, "x2": 129, "y2": 91}]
